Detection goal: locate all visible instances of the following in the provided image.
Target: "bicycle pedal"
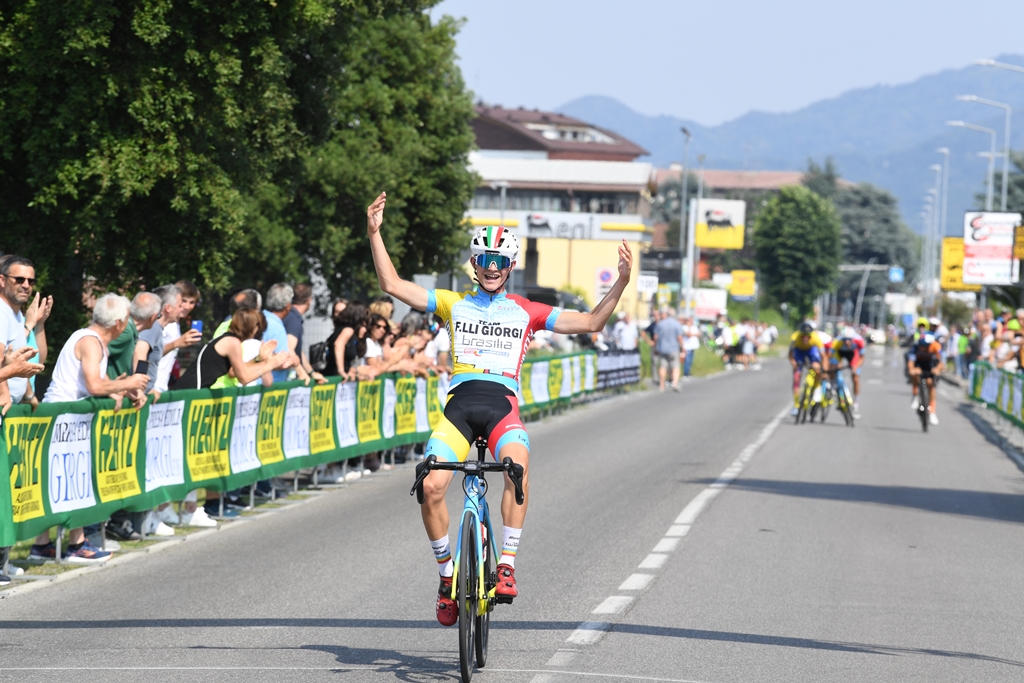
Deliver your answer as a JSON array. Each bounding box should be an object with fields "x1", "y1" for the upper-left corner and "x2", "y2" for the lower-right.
[{"x1": 493, "y1": 595, "x2": 514, "y2": 605}]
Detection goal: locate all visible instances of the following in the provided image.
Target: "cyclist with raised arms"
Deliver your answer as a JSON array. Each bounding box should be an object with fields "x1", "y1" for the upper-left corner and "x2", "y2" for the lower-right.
[
  {"x1": 365, "y1": 192, "x2": 633, "y2": 626},
  {"x1": 789, "y1": 321, "x2": 829, "y2": 416}
]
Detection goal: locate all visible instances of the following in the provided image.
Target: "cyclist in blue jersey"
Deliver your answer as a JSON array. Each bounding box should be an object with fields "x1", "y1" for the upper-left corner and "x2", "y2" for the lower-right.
[{"x1": 366, "y1": 192, "x2": 633, "y2": 626}]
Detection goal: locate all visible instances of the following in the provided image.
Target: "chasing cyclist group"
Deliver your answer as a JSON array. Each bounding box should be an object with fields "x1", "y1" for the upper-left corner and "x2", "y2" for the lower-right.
[{"x1": 788, "y1": 316, "x2": 948, "y2": 426}]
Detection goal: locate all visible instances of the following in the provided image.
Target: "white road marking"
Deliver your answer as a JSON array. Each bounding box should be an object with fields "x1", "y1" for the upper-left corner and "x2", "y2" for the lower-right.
[
  {"x1": 558, "y1": 405, "x2": 790, "y2": 653},
  {"x1": 567, "y1": 621, "x2": 612, "y2": 644},
  {"x1": 593, "y1": 595, "x2": 634, "y2": 615},
  {"x1": 619, "y1": 573, "x2": 655, "y2": 590},
  {"x1": 652, "y1": 537, "x2": 681, "y2": 553},
  {"x1": 638, "y1": 553, "x2": 668, "y2": 569}
]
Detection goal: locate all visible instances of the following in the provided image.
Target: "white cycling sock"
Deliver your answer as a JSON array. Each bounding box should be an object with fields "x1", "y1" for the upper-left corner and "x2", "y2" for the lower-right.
[
  {"x1": 500, "y1": 526, "x2": 521, "y2": 568},
  {"x1": 430, "y1": 536, "x2": 453, "y2": 578}
]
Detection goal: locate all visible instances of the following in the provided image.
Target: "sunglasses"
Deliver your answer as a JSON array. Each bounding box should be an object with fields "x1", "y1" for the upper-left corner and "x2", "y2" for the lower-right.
[
  {"x1": 374, "y1": 323, "x2": 388, "y2": 330},
  {"x1": 4, "y1": 275, "x2": 36, "y2": 287},
  {"x1": 473, "y1": 253, "x2": 511, "y2": 270}
]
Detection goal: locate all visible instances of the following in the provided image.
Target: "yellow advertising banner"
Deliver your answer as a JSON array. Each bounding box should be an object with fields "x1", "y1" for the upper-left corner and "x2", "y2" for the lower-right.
[
  {"x1": 309, "y1": 384, "x2": 337, "y2": 454},
  {"x1": 186, "y1": 397, "x2": 234, "y2": 480},
  {"x1": 94, "y1": 409, "x2": 143, "y2": 503},
  {"x1": 427, "y1": 376, "x2": 443, "y2": 428},
  {"x1": 394, "y1": 377, "x2": 418, "y2": 435},
  {"x1": 357, "y1": 380, "x2": 382, "y2": 443},
  {"x1": 694, "y1": 199, "x2": 746, "y2": 250},
  {"x1": 7, "y1": 417, "x2": 51, "y2": 524},
  {"x1": 256, "y1": 390, "x2": 287, "y2": 465},
  {"x1": 547, "y1": 357, "x2": 564, "y2": 400},
  {"x1": 730, "y1": 270, "x2": 756, "y2": 298},
  {"x1": 941, "y1": 237, "x2": 982, "y2": 292}
]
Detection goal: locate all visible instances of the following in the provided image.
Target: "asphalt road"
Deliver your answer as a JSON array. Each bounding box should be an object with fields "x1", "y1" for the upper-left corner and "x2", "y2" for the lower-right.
[{"x1": 3, "y1": 346, "x2": 1024, "y2": 682}]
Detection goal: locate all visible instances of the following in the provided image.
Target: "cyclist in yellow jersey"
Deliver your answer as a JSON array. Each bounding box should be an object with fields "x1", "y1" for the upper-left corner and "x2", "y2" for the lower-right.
[
  {"x1": 365, "y1": 192, "x2": 633, "y2": 626},
  {"x1": 789, "y1": 321, "x2": 829, "y2": 416}
]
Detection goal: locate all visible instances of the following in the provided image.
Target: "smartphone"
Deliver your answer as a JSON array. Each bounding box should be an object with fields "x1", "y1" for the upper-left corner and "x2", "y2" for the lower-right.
[
  {"x1": 135, "y1": 360, "x2": 150, "y2": 376},
  {"x1": 191, "y1": 320, "x2": 204, "y2": 334}
]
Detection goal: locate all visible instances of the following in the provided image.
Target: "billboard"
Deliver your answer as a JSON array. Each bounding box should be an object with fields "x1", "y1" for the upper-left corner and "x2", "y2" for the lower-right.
[
  {"x1": 962, "y1": 211, "x2": 1022, "y2": 285},
  {"x1": 684, "y1": 288, "x2": 728, "y2": 321},
  {"x1": 940, "y1": 237, "x2": 982, "y2": 292},
  {"x1": 730, "y1": 270, "x2": 756, "y2": 299},
  {"x1": 692, "y1": 198, "x2": 746, "y2": 250}
]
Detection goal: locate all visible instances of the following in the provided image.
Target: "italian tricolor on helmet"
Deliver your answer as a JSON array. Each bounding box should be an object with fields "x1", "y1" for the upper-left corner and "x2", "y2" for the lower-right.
[{"x1": 471, "y1": 225, "x2": 519, "y2": 270}]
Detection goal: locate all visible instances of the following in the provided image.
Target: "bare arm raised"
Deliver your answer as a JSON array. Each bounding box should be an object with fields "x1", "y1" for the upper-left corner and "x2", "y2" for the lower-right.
[
  {"x1": 553, "y1": 240, "x2": 633, "y2": 334},
  {"x1": 367, "y1": 192, "x2": 429, "y2": 311}
]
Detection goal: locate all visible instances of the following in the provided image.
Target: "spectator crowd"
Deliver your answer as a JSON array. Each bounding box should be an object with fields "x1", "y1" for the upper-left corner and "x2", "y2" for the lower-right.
[{"x1": 0, "y1": 256, "x2": 452, "y2": 585}]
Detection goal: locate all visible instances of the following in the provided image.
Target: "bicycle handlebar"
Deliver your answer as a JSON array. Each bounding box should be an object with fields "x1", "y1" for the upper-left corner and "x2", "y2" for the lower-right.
[{"x1": 411, "y1": 454, "x2": 526, "y2": 505}]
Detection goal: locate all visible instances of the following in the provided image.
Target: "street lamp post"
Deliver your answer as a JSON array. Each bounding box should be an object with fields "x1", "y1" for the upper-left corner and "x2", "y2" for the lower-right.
[
  {"x1": 947, "y1": 120, "x2": 998, "y2": 211},
  {"x1": 679, "y1": 128, "x2": 692, "y2": 318},
  {"x1": 957, "y1": 95, "x2": 1011, "y2": 211}
]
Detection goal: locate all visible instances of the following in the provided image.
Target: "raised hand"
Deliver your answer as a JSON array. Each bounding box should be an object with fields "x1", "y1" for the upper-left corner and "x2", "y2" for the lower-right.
[
  {"x1": 617, "y1": 239, "x2": 633, "y2": 281},
  {"x1": 367, "y1": 191, "x2": 387, "y2": 236}
]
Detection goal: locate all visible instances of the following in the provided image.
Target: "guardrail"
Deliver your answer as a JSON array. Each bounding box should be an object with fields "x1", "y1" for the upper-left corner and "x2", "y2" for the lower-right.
[{"x1": 1, "y1": 350, "x2": 623, "y2": 546}]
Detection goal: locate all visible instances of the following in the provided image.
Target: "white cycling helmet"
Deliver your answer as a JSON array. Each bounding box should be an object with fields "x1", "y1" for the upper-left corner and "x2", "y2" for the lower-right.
[{"x1": 471, "y1": 225, "x2": 519, "y2": 263}]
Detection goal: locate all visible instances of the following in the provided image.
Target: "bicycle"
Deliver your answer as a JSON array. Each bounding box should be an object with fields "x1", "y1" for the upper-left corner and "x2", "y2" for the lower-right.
[
  {"x1": 826, "y1": 365, "x2": 855, "y2": 427},
  {"x1": 916, "y1": 374, "x2": 930, "y2": 433},
  {"x1": 794, "y1": 365, "x2": 821, "y2": 424},
  {"x1": 411, "y1": 437, "x2": 525, "y2": 683}
]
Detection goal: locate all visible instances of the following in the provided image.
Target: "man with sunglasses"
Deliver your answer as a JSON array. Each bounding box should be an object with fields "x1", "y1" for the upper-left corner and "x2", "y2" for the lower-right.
[
  {"x1": 366, "y1": 191, "x2": 633, "y2": 626},
  {"x1": 0, "y1": 256, "x2": 42, "y2": 406}
]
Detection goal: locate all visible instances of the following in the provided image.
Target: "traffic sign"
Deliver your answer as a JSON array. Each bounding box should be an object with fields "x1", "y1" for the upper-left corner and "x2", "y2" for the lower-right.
[
  {"x1": 636, "y1": 271, "x2": 659, "y2": 295},
  {"x1": 887, "y1": 266, "x2": 904, "y2": 283}
]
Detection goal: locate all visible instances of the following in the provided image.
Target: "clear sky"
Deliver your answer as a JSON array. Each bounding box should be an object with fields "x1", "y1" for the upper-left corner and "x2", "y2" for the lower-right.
[{"x1": 431, "y1": 0, "x2": 1024, "y2": 126}]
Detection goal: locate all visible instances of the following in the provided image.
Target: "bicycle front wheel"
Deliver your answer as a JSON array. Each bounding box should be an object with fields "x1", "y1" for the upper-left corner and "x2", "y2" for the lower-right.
[
  {"x1": 459, "y1": 513, "x2": 477, "y2": 682},
  {"x1": 919, "y1": 380, "x2": 930, "y2": 433},
  {"x1": 475, "y1": 521, "x2": 492, "y2": 668}
]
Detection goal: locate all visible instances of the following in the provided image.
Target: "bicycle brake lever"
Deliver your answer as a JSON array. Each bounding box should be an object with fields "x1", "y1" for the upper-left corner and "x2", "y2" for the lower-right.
[
  {"x1": 502, "y1": 457, "x2": 525, "y2": 505},
  {"x1": 411, "y1": 455, "x2": 437, "y2": 503}
]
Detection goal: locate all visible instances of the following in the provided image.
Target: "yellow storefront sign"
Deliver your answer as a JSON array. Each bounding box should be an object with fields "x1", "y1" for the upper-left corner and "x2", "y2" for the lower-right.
[
  {"x1": 357, "y1": 380, "x2": 382, "y2": 443},
  {"x1": 94, "y1": 409, "x2": 143, "y2": 503},
  {"x1": 941, "y1": 237, "x2": 982, "y2": 292},
  {"x1": 7, "y1": 416, "x2": 51, "y2": 523},
  {"x1": 309, "y1": 384, "x2": 337, "y2": 454},
  {"x1": 256, "y1": 390, "x2": 287, "y2": 465},
  {"x1": 186, "y1": 397, "x2": 234, "y2": 480},
  {"x1": 694, "y1": 199, "x2": 746, "y2": 250}
]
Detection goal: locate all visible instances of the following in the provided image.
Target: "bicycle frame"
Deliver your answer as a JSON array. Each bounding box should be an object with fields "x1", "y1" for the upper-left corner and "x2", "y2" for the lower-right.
[{"x1": 451, "y1": 449, "x2": 497, "y2": 615}]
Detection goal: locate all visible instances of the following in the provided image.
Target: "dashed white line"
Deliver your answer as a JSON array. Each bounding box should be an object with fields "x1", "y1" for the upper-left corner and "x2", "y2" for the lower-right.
[
  {"x1": 545, "y1": 649, "x2": 579, "y2": 667},
  {"x1": 593, "y1": 595, "x2": 634, "y2": 615},
  {"x1": 638, "y1": 553, "x2": 668, "y2": 569},
  {"x1": 567, "y1": 621, "x2": 612, "y2": 644},
  {"x1": 618, "y1": 573, "x2": 654, "y2": 591},
  {"x1": 559, "y1": 405, "x2": 789, "y2": 652}
]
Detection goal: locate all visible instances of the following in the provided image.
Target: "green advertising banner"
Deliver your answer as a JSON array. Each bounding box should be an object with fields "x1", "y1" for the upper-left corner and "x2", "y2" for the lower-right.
[{"x1": 2, "y1": 351, "x2": 602, "y2": 546}]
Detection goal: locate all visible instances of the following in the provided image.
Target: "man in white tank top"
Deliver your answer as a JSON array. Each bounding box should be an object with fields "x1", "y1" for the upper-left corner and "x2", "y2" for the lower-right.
[{"x1": 31, "y1": 294, "x2": 150, "y2": 565}]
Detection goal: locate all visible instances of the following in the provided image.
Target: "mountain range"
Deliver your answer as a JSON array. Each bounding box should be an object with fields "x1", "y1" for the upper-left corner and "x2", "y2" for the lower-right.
[{"x1": 558, "y1": 54, "x2": 1024, "y2": 233}]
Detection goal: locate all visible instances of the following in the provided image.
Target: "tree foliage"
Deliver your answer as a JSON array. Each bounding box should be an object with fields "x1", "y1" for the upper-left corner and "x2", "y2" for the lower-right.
[
  {"x1": 0, "y1": 0, "x2": 475, "y2": 334},
  {"x1": 803, "y1": 157, "x2": 919, "y2": 319},
  {"x1": 754, "y1": 185, "x2": 841, "y2": 317}
]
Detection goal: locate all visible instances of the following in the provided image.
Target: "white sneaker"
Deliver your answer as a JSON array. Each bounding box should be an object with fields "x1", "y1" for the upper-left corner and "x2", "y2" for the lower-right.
[
  {"x1": 852, "y1": 403, "x2": 861, "y2": 418},
  {"x1": 5, "y1": 564, "x2": 24, "y2": 576},
  {"x1": 318, "y1": 466, "x2": 345, "y2": 484},
  {"x1": 179, "y1": 507, "x2": 218, "y2": 528},
  {"x1": 910, "y1": 397, "x2": 919, "y2": 410},
  {"x1": 791, "y1": 407, "x2": 799, "y2": 416},
  {"x1": 344, "y1": 470, "x2": 362, "y2": 482},
  {"x1": 154, "y1": 521, "x2": 176, "y2": 536},
  {"x1": 929, "y1": 412, "x2": 939, "y2": 426},
  {"x1": 156, "y1": 506, "x2": 180, "y2": 525}
]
